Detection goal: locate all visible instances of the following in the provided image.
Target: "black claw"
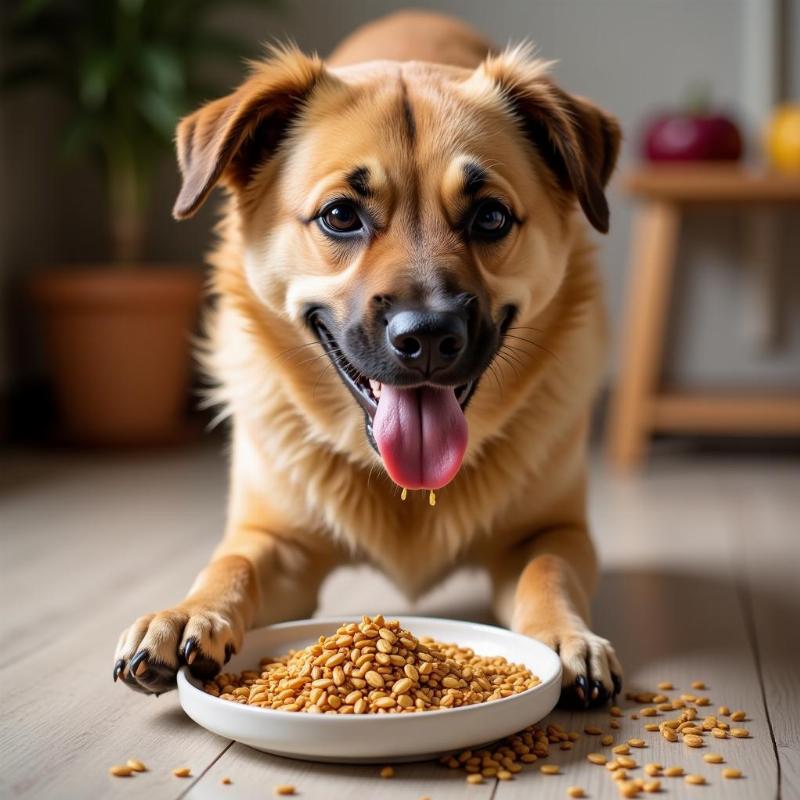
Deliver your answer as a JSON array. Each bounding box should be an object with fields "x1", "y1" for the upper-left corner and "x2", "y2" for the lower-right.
[
  {"x1": 180, "y1": 638, "x2": 222, "y2": 681},
  {"x1": 224, "y1": 643, "x2": 233, "y2": 664},
  {"x1": 589, "y1": 679, "x2": 611, "y2": 707},
  {"x1": 612, "y1": 673, "x2": 623, "y2": 696},
  {"x1": 558, "y1": 675, "x2": 590, "y2": 709},
  {"x1": 183, "y1": 638, "x2": 198, "y2": 665},
  {"x1": 113, "y1": 659, "x2": 125, "y2": 683},
  {"x1": 129, "y1": 649, "x2": 149, "y2": 679}
]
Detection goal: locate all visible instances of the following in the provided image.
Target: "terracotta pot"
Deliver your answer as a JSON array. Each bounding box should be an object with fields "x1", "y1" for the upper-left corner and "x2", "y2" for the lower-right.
[{"x1": 31, "y1": 266, "x2": 205, "y2": 446}]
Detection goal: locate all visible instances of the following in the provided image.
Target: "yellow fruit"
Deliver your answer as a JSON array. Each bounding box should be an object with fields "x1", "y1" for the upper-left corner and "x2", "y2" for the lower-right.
[{"x1": 765, "y1": 104, "x2": 800, "y2": 172}]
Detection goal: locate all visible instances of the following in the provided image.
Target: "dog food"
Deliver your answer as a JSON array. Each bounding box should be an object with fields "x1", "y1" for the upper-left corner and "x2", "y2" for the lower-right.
[
  {"x1": 204, "y1": 615, "x2": 539, "y2": 713},
  {"x1": 109, "y1": 765, "x2": 133, "y2": 777}
]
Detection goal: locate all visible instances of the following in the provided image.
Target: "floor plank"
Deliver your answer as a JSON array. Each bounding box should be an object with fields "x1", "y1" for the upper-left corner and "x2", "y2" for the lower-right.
[{"x1": 733, "y1": 463, "x2": 800, "y2": 799}]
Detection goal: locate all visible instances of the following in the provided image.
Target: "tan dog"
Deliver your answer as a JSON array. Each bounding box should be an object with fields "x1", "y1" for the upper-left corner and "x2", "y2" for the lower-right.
[{"x1": 113, "y1": 10, "x2": 622, "y2": 708}]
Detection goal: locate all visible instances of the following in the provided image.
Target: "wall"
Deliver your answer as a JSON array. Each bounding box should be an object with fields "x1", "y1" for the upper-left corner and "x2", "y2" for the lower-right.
[{"x1": 1, "y1": 0, "x2": 798, "y2": 405}]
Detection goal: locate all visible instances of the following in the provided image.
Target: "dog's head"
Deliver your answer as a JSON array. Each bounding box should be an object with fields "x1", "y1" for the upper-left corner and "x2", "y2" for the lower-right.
[{"x1": 174, "y1": 45, "x2": 619, "y2": 491}]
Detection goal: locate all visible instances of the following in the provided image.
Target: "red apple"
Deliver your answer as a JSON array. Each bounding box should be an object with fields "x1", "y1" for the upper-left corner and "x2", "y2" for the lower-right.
[{"x1": 643, "y1": 112, "x2": 743, "y2": 162}]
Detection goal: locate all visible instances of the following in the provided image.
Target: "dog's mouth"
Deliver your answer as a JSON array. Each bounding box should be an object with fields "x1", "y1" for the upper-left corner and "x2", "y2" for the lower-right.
[{"x1": 312, "y1": 318, "x2": 476, "y2": 491}]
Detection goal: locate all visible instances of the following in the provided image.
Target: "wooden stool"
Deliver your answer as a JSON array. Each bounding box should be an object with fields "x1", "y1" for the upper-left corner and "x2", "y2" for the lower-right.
[{"x1": 606, "y1": 165, "x2": 800, "y2": 471}]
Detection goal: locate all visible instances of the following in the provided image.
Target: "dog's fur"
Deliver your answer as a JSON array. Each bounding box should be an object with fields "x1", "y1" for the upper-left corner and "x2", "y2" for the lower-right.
[{"x1": 114, "y1": 10, "x2": 623, "y2": 707}]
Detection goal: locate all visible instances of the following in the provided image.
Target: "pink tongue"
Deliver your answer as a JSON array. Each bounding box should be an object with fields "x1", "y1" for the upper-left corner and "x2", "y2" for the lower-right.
[{"x1": 373, "y1": 385, "x2": 468, "y2": 490}]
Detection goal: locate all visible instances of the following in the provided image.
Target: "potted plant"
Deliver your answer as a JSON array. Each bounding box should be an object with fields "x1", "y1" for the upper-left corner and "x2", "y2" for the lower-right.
[{"x1": 3, "y1": 0, "x2": 268, "y2": 444}]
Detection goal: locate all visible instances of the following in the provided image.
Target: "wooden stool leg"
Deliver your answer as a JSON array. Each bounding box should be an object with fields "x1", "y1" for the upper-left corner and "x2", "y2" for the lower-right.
[{"x1": 606, "y1": 200, "x2": 680, "y2": 471}]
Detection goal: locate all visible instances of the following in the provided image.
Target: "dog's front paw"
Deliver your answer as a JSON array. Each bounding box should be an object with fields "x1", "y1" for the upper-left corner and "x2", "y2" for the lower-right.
[
  {"x1": 527, "y1": 627, "x2": 623, "y2": 709},
  {"x1": 113, "y1": 607, "x2": 239, "y2": 695}
]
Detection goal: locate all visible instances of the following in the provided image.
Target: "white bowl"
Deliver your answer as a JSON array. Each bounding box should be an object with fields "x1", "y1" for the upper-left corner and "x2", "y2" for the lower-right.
[{"x1": 177, "y1": 615, "x2": 561, "y2": 763}]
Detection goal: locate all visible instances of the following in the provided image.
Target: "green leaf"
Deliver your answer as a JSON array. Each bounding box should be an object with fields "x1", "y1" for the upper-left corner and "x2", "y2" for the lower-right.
[
  {"x1": 138, "y1": 44, "x2": 184, "y2": 95},
  {"x1": 79, "y1": 50, "x2": 117, "y2": 109}
]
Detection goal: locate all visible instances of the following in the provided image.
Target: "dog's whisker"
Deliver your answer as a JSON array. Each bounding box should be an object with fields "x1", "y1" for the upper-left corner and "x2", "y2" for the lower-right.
[
  {"x1": 504, "y1": 334, "x2": 561, "y2": 364},
  {"x1": 270, "y1": 340, "x2": 322, "y2": 367},
  {"x1": 494, "y1": 351, "x2": 522, "y2": 380},
  {"x1": 486, "y1": 361, "x2": 504, "y2": 400},
  {"x1": 499, "y1": 344, "x2": 527, "y2": 369}
]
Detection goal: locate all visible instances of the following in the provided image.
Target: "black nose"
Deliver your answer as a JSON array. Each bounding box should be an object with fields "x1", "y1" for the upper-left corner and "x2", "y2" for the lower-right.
[{"x1": 386, "y1": 310, "x2": 467, "y2": 375}]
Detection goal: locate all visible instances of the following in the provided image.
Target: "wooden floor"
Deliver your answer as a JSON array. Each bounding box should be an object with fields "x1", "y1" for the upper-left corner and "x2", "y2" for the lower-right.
[{"x1": 1, "y1": 442, "x2": 798, "y2": 799}]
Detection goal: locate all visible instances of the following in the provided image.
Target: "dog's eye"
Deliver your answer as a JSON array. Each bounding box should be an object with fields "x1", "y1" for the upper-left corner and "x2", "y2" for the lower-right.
[
  {"x1": 470, "y1": 200, "x2": 513, "y2": 240},
  {"x1": 318, "y1": 202, "x2": 364, "y2": 235}
]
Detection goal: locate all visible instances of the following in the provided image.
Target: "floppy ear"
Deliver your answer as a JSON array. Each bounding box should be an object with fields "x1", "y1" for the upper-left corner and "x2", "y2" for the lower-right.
[
  {"x1": 479, "y1": 48, "x2": 621, "y2": 233},
  {"x1": 173, "y1": 47, "x2": 328, "y2": 219}
]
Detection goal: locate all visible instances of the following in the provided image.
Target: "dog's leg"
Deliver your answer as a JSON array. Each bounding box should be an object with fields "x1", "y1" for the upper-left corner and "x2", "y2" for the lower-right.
[
  {"x1": 113, "y1": 522, "x2": 340, "y2": 695},
  {"x1": 490, "y1": 525, "x2": 622, "y2": 709}
]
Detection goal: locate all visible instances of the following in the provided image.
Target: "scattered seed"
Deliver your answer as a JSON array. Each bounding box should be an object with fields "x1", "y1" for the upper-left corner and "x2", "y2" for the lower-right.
[
  {"x1": 722, "y1": 768, "x2": 743, "y2": 779},
  {"x1": 640, "y1": 707, "x2": 658, "y2": 717},
  {"x1": 126, "y1": 759, "x2": 146, "y2": 772},
  {"x1": 731, "y1": 728, "x2": 750, "y2": 738},
  {"x1": 683, "y1": 734, "x2": 705, "y2": 748},
  {"x1": 628, "y1": 738, "x2": 647, "y2": 748},
  {"x1": 657, "y1": 682, "x2": 674, "y2": 690},
  {"x1": 173, "y1": 768, "x2": 191, "y2": 778},
  {"x1": 685, "y1": 774, "x2": 706, "y2": 785},
  {"x1": 497, "y1": 770, "x2": 512, "y2": 780},
  {"x1": 610, "y1": 720, "x2": 621, "y2": 729},
  {"x1": 644, "y1": 763, "x2": 662, "y2": 776},
  {"x1": 274, "y1": 785, "x2": 295, "y2": 796},
  {"x1": 644, "y1": 723, "x2": 660, "y2": 732},
  {"x1": 379, "y1": 766, "x2": 395, "y2": 779},
  {"x1": 618, "y1": 782, "x2": 639, "y2": 798},
  {"x1": 662, "y1": 727, "x2": 678, "y2": 742},
  {"x1": 730, "y1": 710, "x2": 747, "y2": 721},
  {"x1": 585, "y1": 725, "x2": 603, "y2": 735},
  {"x1": 109, "y1": 765, "x2": 133, "y2": 778},
  {"x1": 221, "y1": 777, "x2": 232, "y2": 785},
  {"x1": 606, "y1": 760, "x2": 621, "y2": 771},
  {"x1": 643, "y1": 780, "x2": 661, "y2": 793},
  {"x1": 587, "y1": 753, "x2": 607, "y2": 765},
  {"x1": 617, "y1": 756, "x2": 637, "y2": 769},
  {"x1": 540, "y1": 764, "x2": 560, "y2": 775},
  {"x1": 610, "y1": 706, "x2": 624, "y2": 717},
  {"x1": 718, "y1": 705, "x2": 730, "y2": 716},
  {"x1": 664, "y1": 766, "x2": 684, "y2": 777},
  {"x1": 691, "y1": 681, "x2": 706, "y2": 690},
  {"x1": 466, "y1": 773, "x2": 483, "y2": 784},
  {"x1": 601, "y1": 734, "x2": 615, "y2": 746},
  {"x1": 613, "y1": 745, "x2": 631, "y2": 755},
  {"x1": 712, "y1": 728, "x2": 729, "y2": 739},
  {"x1": 567, "y1": 788, "x2": 585, "y2": 799}
]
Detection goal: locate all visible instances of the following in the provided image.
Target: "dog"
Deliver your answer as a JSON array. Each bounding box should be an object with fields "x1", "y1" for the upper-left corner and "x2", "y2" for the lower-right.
[{"x1": 113, "y1": 9, "x2": 622, "y2": 709}]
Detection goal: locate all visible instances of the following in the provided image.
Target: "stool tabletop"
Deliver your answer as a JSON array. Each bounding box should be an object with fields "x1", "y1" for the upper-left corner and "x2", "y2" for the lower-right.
[{"x1": 624, "y1": 165, "x2": 800, "y2": 203}]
